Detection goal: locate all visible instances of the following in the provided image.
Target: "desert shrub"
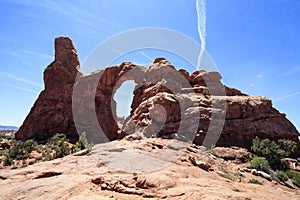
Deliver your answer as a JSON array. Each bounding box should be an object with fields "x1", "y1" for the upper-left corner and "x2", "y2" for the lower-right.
[
  {"x1": 248, "y1": 179, "x2": 263, "y2": 185},
  {"x1": 0, "y1": 134, "x2": 13, "y2": 140},
  {"x1": 251, "y1": 137, "x2": 297, "y2": 170},
  {"x1": 35, "y1": 156, "x2": 43, "y2": 161},
  {"x1": 0, "y1": 149, "x2": 5, "y2": 156},
  {"x1": 274, "y1": 171, "x2": 288, "y2": 182},
  {"x1": 71, "y1": 132, "x2": 93, "y2": 153},
  {"x1": 21, "y1": 160, "x2": 27, "y2": 168},
  {"x1": 35, "y1": 145, "x2": 43, "y2": 153},
  {"x1": 45, "y1": 133, "x2": 70, "y2": 159},
  {"x1": 5, "y1": 139, "x2": 37, "y2": 160},
  {"x1": 202, "y1": 89, "x2": 210, "y2": 97},
  {"x1": 3, "y1": 155, "x2": 13, "y2": 166},
  {"x1": 250, "y1": 156, "x2": 271, "y2": 173},
  {"x1": 286, "y1": 170, "x2": 300, "y2": 188},
  {"x1": 219, "y1": 172, "x2": 235, "y2": 181},
  {"x1": 53, "y1": 145, "x2": 69, "y2": 158},
  {"x1": 208, "y1": 144, "x2": 216, "y2": 154},
  {"x1": 42, "y1": 152, "x2": 53, "y2": 161},
  {"x1": 2, "y1": 133, "x2": 93, "y2": 167},
  {"x1": 277, "y1": 139, "x2": 297, "y2": 156},
  {"x1": 47, "y1": 133, "x2": 67, "y2": 145}
]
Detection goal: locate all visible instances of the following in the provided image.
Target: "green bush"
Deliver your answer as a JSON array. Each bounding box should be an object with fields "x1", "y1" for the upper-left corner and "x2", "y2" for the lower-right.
[
  {"x1": 248, "y1": 179, "x2": 263, "y2": 185},
  {"x1": 71, "y1": 132, "x2": 93, "y2": 154},
  {"x1": 35, "y1": 156, "x2": 43, "y2": 161},
  {"x1": 21, "y1": 160, "x2": 27, "y2": 168},
  {"x1": 251, "y1": 137, "x2": 297, "y2": 170},
  {"x1": 44, "y1": 133, "x2": 70, "y2": 159},
  {"x1": 286, "y1": 170, "x2": 300, "y2": 188},
  {"x1": 3, "y1": 155, "x2": 13, "y2": 166},
  {"x1": 42, "y1": 152, "x2": 53, "y2": 161},
  {"x1": 0, "y1": 149, "x2": 5, "y2": 157},
  {"x1": 219, "y1": 172, "x2": 235, "y2": 181},
  {"x1": 274, "y1": 171, "x2": 288, "y2": 182},
  {"x1": 250, "y1": 157, "x2": 270, "y2": 173},
  {"x1": 2, "y1": 133, "x2": 93, "y2": 168},
  {"x1": 202, "y1": 89, "x2": 210, "y2": 97},
  {"x1": 5, "y1": 139, "x2": 37, "y2": 160},
  {"x1": 35, "y1": 145, "x2": 43, "y2": 153}
]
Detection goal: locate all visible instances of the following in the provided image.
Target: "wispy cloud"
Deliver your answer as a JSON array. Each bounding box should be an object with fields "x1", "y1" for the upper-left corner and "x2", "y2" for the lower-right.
[
  {"x1": 256, "y1": 73, "x2": 263, "y2": 78},
  {"x1": 276, "y1": 88, "x2": 300, "y2": 101},
  {"x1": 5, "y1": 84, "x2": 38, "y2": 94},
  {"x1": 248, "y1": 72, "x2": 263, "y2": 88},
  {"x1": 18, "y1": 50, "x2": 53, "y2": 60},
  {"x1": 284, "y1": 67, "x2": 300, "y2": 76},
  {"x1": 0, "y1": 49, "x2": 52, "y2": 61},
  {"x1": 0, "y1": 72, "x2": 43, "y2": 88},
  {"x1": 140, "y1": 51, "x2": 153, "y2": 61},
  {"x1": 7, "y1": 0, "x2": 121, "y2": 38},
  {"x1": 196, "y1": 0, "x2": 207, "y2": 68},
  {"x1": 276, "y1": 67, "x2": 300, "y2": 78}
]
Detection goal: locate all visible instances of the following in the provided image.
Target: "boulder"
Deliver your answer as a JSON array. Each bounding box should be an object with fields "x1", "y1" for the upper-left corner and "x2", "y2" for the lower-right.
[{"x1": 212, "y1": 147, "x2": 251, "y2": 162}]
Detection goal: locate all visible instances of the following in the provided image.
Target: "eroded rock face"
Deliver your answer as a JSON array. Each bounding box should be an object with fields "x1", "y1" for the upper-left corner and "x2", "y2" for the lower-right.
[
  {"x1": 15, "y1": 37, "x2": 82, "y2": 141},
  {"x1": 15, "y1": 37, "x2": 300, "y2": 156},
  {"x1": 123, "y1": 59, "x2": 300, "y2": 155},
  {"x1": 72, "y1": 63, "x2": 145, "y2": 143}
]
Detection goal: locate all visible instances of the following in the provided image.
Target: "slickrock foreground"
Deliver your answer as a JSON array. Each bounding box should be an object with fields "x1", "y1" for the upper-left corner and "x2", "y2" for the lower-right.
[
  {"x1": 1, "y1": 138, "x2": 300, "y2": 200},
  {"x1": 15, "y1": 37, "x2": 300, "y2": 156}
]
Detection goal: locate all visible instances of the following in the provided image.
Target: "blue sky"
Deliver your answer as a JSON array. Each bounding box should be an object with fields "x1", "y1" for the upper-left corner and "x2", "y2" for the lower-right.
[{"x1": 0, "y1": 0, "x2": 299, "y2": 132}]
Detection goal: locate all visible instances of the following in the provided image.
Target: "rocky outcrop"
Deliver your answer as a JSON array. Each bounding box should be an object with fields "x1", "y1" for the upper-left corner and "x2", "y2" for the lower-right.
[
  {"x1": 15, "y1": 37, "x2": 81, "y2": 142},
  {"x1": 15, "y1": 37, "x2": 300, "y2": 156},
  {"x1": 72, "y1": 63, "x2": 144, "y2": 143},
  {"x1": 212, "y1": 146, "x2": 251, "y2": 162},
  {"x1": 1, "y1": 138, "x2": 300, "y2": 200},
  {"x1": 123, "y1": 59, "x2": 300, "y2": 155}
]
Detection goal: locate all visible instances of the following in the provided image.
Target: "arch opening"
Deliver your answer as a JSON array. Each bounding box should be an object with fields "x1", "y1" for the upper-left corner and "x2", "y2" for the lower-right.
[{"x1": 113, "y1": 80, "x2": 136, "y2": 129}]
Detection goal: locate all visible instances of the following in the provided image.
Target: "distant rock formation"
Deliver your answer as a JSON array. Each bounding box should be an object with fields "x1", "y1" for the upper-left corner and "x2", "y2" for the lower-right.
[
  {"x1": 15, "y1": 37, "x2": 300, "y2": 156},
  {"x1": 0, "y1": 125, "x2": 18, "y2": 130}
]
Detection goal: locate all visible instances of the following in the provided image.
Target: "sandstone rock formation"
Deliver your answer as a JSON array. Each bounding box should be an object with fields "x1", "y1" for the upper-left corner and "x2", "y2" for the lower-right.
[
  {"x1": 15, "y1": 37, "x2": 81, "y2": 142},
  {"x1": 15, "y1": 37, "x2": 300, "y2": 156}
]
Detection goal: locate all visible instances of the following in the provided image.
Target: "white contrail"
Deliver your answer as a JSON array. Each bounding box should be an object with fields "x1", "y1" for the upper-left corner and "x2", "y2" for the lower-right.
[
  {"x1": 5, "y1": 84, "x2": 38, "y2": 94},
  {"x1": 0, "y1": 72, "x2": 43, "y2": 88},
  {"x1": 196, "y1": 0, "x2": 206, "y2": 69}
]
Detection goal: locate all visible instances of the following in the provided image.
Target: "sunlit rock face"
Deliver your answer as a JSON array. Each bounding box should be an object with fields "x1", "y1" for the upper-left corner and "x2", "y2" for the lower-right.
[
  {"x1": 15, "y1": 37, "x2": 300, "y2": 156},
  {"x1": 15, "y1": 37, "x2": 81, "y2": 142}
]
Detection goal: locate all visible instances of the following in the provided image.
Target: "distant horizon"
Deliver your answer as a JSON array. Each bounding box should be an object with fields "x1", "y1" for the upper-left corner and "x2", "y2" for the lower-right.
[{"x1": 0, "y1": 124, "x2": 19, "y2": 130}]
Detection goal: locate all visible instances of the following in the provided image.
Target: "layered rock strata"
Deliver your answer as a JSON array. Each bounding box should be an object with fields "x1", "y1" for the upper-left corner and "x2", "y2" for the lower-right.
[{"x1": 15, "y1": 37, "x2": 300, "y2": 156}]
